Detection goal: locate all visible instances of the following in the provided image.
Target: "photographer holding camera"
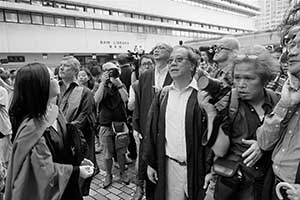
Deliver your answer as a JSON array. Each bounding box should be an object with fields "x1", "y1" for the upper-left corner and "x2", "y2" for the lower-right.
[{"x1": 94, "y1": 61, "x2": 129, "y2": 188}]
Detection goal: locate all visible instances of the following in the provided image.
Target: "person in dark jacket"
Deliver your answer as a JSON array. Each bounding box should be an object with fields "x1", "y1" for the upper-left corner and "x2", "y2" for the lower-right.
[
  {"x1": 57, "y1": 56, "x2": 97, "y2": 196},
  {"x1": 132, "y1": 43, "x2": 173, "y2": 200},
  {"x1": 144, "y1": 46, "x2": 210, "y2": 200}
]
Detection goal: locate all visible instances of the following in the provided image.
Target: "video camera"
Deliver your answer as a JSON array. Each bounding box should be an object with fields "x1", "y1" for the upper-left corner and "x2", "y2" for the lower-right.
[{"x1": 197, "y1": 74, "x2": 231, "y2": 104}]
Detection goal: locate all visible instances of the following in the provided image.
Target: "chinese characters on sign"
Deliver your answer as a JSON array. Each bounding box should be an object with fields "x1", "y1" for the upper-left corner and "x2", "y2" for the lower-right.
[{"x1": 99, "y1": 40, "x2": 130, "y2": 49}]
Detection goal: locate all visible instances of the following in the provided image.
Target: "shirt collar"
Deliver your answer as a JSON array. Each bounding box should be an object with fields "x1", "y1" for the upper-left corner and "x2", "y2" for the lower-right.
[
  {"x1": 170, "y1": 78, "x2": 198, "y2": 92},
  {"x1": 155, "y1": 66, "x2": 168, "y2": 74}
]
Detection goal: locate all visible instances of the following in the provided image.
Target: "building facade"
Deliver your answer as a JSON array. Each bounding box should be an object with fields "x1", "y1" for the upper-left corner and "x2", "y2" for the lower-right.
[
  {"x1": 0, "y1": 0, "x2": 258, "y2": 67},
  {"x1": 255, "y1": 0, "x2": 290, "y2": 31},
  {"x1": 185, "y1": 30, "x2": 281, "y2": 51}
]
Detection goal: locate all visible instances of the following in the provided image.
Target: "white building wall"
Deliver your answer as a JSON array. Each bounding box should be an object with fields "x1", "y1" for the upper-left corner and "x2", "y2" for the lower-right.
[
  {"x1": 81, "y1": 0, "x2": 256, "y2": 30},
  {"x1": 0, "y1": 23, "x2": 186, "y2": 54}
]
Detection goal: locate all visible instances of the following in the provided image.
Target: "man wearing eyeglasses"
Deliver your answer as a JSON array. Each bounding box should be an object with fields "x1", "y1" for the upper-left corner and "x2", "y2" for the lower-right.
[
  {"x1": 144, "y1": 46, "x2": 211, "y2": 200},
  {"x1": 57, "y1": 56, "x2": 97, "y2": 196},
  {"x1": 132, "y1": 43, "x2": 173, "y2": 200},
  {"x1": 212, "y1": 37, "x2": 240, "y2": 87},
  {"x1": 256, "y1": 5, "x2": 300, "y2": 199}
]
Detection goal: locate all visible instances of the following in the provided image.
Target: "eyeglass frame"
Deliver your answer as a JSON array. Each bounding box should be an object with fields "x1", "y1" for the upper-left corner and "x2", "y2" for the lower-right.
[{"x1": 167, "y1": 56, "x2": 189, "y2": 65}]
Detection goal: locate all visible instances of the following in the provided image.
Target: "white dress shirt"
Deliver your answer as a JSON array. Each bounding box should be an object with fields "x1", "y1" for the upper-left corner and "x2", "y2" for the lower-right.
[
  {"x1": 165, "y1": 79, "x2": 198, "y2": 162},
  {"x1": 155, "y1": 66, "x2": 169, "y2": 89}
]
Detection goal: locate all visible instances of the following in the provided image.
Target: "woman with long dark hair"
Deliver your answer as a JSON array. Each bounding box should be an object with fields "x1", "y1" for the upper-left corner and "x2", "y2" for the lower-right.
[{"x1": 6, "y1": 63, "x2": 94, "y2": 200}]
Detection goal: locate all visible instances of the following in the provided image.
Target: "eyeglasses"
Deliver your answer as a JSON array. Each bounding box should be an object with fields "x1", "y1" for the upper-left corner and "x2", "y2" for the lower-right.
[
  {"x1": 214, "y1": 46, "x2": 232, "y2": 52},
  {"x1": 167, "y1": 57, "x2": 188, "y2": 65},
  {"x1": 141, "y1": 62, "x2": 154, "y2": 68}
]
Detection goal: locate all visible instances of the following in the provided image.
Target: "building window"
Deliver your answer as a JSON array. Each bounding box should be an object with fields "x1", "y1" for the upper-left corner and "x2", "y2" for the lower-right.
[
  {"x1": 76, "y1": 5, "x2": 84, "y2": 12},
  {"x1": 75, "y1": 18, "x2": 85, "y2": 28},
  {"x1": 5, "y1": 10, "x2": 18, "y2": 23},
  {"x1": 44, "y1": 15, "x2": 55, "y2": 26},
  {"x1": 102, "y1": 10, "x2": 110, "y2": 15},
  {"x1": 66, "y1": 17, "x2": 75, "y2": 27},
  {"x1": 65, "y1": 4, "x2": 76, "y2": 10},
  {"x1": 0, "y1": 10, "x2": 4, "y2": 22},
  {"x1": 110, "y1": 22, "x2": 118, "y2": 31},
  {"x1": 94, "y1": 20, "x2": 102, "y2": 29},
  {"x1": 102, "y1": 22, "x2": 109, "y2": 30},
  {"x1": 118, "y1": 23, "x2": 125, "y2": 32},
  {"x1": 55, "y1": 16, "x2": 65, "y2": 27},
  {"x1": 18, "y1": 0, "x2": 31, "y2": 4},
  {"x1": 111, "y1": 11, "x2": 119, "y2": 16},
  {"x1": 138, "y1": 25, "x2": 143, "y2": 33},
  {"x1": 31, "y1": 13, "x2": 43, "y2": 24},
  {"x1": 86, "y1": 7, "x2": 94, "y2": 13},
  {"x1": 131, "y1": 24, "x2": 138, "y2": 32},
  {"x1": 19, "y1": 12, "x2": 31, "y2": 24},
  {"x1": 132, "y1": 14, "x2": 143, "y2": 19},
  {"x1": 31, "y1": 0, "x2": 42, "y2": 6},
  {"x1": 54, "y1": 2, "x2": 65, "y2": 9},
  {"x1": 85, "y1": 19, "x2": 93, "y2": 29},
  {"x1": 150, "y1": 26, "x2": 157, "y2": 34},
  {"x1": 125, "y1": 24, "x2": 131, "y2": 32},
  {"x1": 124, "y1": 13, "x2": 131, "y2": 18},
  {"x1": 43, "y1": 1, "x2": 54, "y2": 7}
]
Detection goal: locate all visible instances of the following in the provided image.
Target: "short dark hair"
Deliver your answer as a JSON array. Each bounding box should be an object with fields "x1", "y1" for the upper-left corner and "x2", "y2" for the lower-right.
[{"x1": 9, "y1": 63, "x2": 50, "y2": 139}]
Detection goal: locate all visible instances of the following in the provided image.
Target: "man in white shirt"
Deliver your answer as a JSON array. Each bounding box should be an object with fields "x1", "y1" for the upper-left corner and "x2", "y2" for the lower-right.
[{"x1": 144, "y1": 46, "x2": 210, "y2": 200}]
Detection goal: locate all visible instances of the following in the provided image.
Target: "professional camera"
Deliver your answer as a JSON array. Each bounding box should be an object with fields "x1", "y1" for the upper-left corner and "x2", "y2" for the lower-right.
[
  {"x1": 197, "y1": 75, "x2": 231, "y2": 104},
  {"x1": 108, "y1": 68, "x2": 120, "y2": 78}
]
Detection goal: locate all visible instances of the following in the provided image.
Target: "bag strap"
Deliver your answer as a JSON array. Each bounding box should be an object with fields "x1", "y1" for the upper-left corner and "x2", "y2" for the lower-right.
[{"x1": 228, "y1": 88, "x2": 239, "y2": 122}]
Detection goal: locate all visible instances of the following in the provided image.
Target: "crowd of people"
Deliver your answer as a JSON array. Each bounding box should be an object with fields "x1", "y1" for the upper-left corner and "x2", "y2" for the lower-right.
[{"x1": 1, "y1": 3, "x2": 300, "y2": 200}]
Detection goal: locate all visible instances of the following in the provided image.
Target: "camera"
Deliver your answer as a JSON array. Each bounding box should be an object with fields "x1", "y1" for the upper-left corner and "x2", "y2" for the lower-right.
[
  {"x1": 108, "y1": 68, "x2": 120, "y2": 78},
  {"x1": 197, "y1": 75, "x2": 231, "y2": 104}
]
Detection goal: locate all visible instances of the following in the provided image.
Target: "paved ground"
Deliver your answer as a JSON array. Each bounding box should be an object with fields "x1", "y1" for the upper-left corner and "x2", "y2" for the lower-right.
[{"x1": 84, "y1": 153, "x2": 144, "y2": 200}]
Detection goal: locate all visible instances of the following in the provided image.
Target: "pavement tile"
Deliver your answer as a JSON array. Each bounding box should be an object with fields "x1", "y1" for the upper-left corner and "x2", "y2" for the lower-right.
[
  {"x1": 118, "y1": 192, "x2": 133, "y2": 199},
  {"x1": 89, "y1": 148, "x2": 143, "y2": 200},
  {"x1": 119, "y1": 186, "x2": 134, "y2": 195},
  {"x1": 96, "y1": 188, "x2": 110, "y2": 196},
  {"x1": 106, "y1": 193, "x2": 121, "y2": 200},
  {"x1": 112, "y1": 182, "x2": 124, "y2": 189},
  {"x1": 108, "y1": 187, "x2": 122, "y2": 195},
  {"x1": 93, "y1": 194, "x2": 109, "y2": 200}
]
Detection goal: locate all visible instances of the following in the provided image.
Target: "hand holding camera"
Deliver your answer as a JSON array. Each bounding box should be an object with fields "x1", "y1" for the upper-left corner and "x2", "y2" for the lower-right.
[
  {"x1": 197, "y1": 90, "x2": 217, "y2": 117},
  {"x1": 100, "y1": 71, "x2": 110, "y2": 84}
]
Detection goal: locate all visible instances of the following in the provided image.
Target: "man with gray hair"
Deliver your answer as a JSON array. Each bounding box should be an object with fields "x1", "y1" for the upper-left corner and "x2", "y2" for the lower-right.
[
  {"x1": 212, "y1": 37, "x2": 240, "y2": 87},
  {"x1": 58, "y1": 56, "x2": 97, "y2": 196}
]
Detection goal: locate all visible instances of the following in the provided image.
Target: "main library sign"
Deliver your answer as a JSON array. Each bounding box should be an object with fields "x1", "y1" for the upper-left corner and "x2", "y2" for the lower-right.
[{"x1": 99, "y1": 40, "x2": 130, "y2": 49}]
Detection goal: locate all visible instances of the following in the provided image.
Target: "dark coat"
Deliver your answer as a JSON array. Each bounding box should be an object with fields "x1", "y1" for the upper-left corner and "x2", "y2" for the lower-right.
[
  {"x1": 133, "y1": 69, "x2": 172, "y2": 135},
  {"x1": 58, "y1": 82, "x2": 96, "y2": 196},
  {"x1": 144, "y1": 89, "x2": 209, "y2": 200}
]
